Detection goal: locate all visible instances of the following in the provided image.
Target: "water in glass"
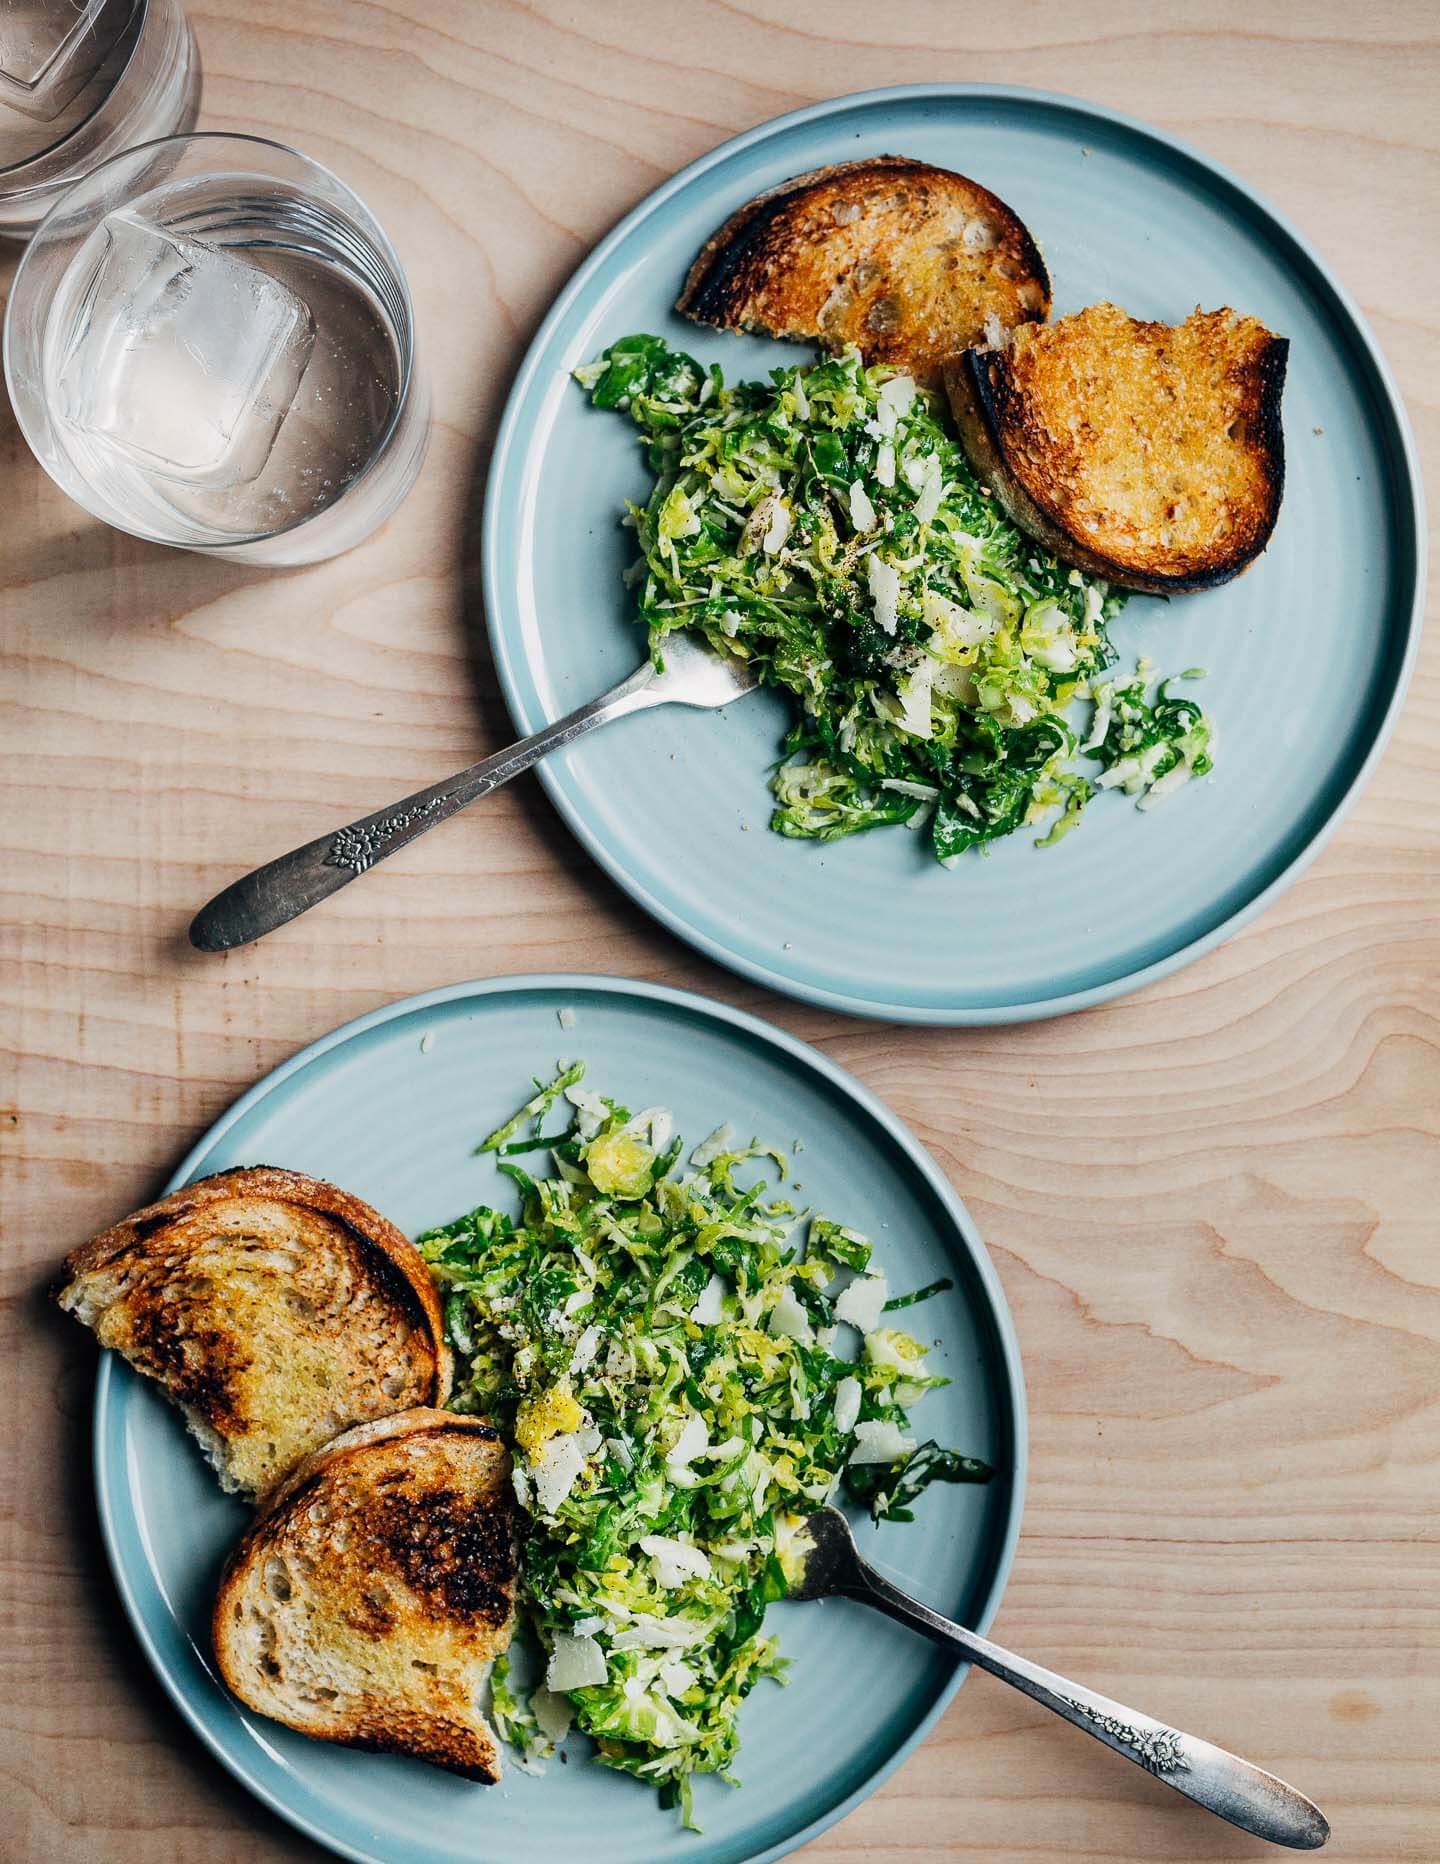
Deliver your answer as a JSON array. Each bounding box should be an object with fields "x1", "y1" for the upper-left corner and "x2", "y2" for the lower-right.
[{"x1": 44, "y1": 172, "x2": 403, "y2": 544}]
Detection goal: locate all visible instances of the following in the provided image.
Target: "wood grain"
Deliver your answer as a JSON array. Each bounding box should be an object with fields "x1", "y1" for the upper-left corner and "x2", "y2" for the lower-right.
[{"x1": 3, "y1": 3, "x2": 1438, "y2": 1860}]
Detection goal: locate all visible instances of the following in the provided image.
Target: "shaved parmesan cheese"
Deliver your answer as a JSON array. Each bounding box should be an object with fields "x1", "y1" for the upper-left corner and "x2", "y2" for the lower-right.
[
  {"x1": 640, "y1": 1534, "x2": 713, "y2": 1588},
  {"x1": 835, "y1": 1273, "x2": 889, "y2": 1334},
  {"x1": 867, "y1": 555, "x2": 900, "y2": 634},
  {"x1": 531, "y1": 1430, "x2": 589, "y2": 1515},
  {"x1": 875, "y1": 442, "x2": 896, "y2": 488},
  {"x1": 877, "y1": 373, "x2": 917, "y2": 418},
  {"x1": 767, "y1": 1282, "x2": 815, "y2": 1345},
  {"x1": 666, "y1": 1412, "x2": 709, "y2": 1469},
  {"x1": 610, "y1": 1615, "x2": 709, "y2": 1652},
  {"x1": 834, "y1": 1375, "x2": 862, "y2": 1434},
  {"x1": 849, "y1": 1419, "x2": 917, "y2": 1466},
  {"x1": 568, "y1": 1324, "x2": 602, "y2": 1376},
  {"x1": 546, "y1": 1632, "x2": 607, "y2": 1692},
  {"x1": 895, "y1": 657, "x2": 934, "y2": 739},
  {"x1": 849, "y1": 479, "x2": 877, "y2": 532},
  {"x1": 913, "y1": 454, "x2": 944, "y2": 524},
  {"x1": 690, "y1": 1272, "x2": 727, "y2": 1326},
  {"x1": 531, "y1": 1685, "x2": 573, "y2": 1742},
  {"x1": 742, "y1": 492, "x2": 790, "y2": 557},
  {"x1": 658, "y1": 1660, "x2": 697, "y2": 1698}
]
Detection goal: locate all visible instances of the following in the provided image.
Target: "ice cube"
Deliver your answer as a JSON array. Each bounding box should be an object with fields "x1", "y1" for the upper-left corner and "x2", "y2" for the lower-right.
[
  {"x1": 59, "y1": 207, "x2": 316, "y2": 489},
  {"x1": 0, "y1": 0, "x2": 132, "y2": 120}
]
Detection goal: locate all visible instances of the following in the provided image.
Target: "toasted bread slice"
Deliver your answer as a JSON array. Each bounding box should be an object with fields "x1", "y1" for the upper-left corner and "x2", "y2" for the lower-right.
[
  {"x1": 214, "y1": 1410, "x2": 517, "y2": 1782},
  {"x1": 677, "y1": 155, "x2": 1049, "y2": 386},
  {"x1": 56, "y1": 1166, "x2": 451, "y2": 1499},
  {"x1": 945, "y1": 302, "x2": 1288, "y2": 593}
]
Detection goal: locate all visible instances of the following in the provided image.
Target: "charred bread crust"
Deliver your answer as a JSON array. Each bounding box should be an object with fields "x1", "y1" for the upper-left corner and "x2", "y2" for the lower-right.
[
  {"x1": 677, "y1": 155, "x2": 1050, "y2": 375},
  {"x1": 248, "y1": 1408, "x2": 503, "y2": 1522},
  {"x1": 213, "y1": 1410, "x2": 514, "y2": 1784},
  {"x1": 945, "y1": 329, "x2": 1289, "y2": 595},
  {"x1": 59, "y1": 1166, "x2": 453, "y2": 1404},
  {"x1": 292, "y1": 1713, "x2": 501, "y2": 1783}
]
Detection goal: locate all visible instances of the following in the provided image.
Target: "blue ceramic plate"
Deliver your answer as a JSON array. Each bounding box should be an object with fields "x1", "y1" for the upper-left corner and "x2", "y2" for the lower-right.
[
  {"x1": 95, "y1": 976, "x2": 1025, "y2": 1864},
  {"x1": 484, "y1": 85, "x2": 1424, "y2": 1024}
]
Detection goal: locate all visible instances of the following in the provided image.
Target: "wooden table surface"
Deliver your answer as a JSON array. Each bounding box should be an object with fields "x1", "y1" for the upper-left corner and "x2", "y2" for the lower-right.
[{"x1": 4, "y1": 3, "x2": 1438, "y2": 1859}]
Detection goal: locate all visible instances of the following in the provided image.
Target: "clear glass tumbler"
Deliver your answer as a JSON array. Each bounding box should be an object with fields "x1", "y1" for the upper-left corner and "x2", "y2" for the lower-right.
[
  {"x1": 0, "y1": 0, "x2": 200, "y2": 239},
  {"x1": 4, "y1": 132, "x2": 429, "y2": 565}
]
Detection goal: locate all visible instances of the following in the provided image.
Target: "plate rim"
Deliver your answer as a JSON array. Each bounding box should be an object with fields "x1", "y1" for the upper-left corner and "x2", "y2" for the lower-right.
[
  {"x1": 481, "y1": 80, "x2": 1427, "y2": 1027},
  {"x1": 92, "y1": 971, "x2": 1028, "y2": 1864}
]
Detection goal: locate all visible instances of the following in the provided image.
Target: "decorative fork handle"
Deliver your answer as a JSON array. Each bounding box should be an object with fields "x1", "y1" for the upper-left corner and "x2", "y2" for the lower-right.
[
  {"x1": 847, "y1": 1557, "x2": 1328, "y2": 1850},
  {"x1": 189, "y1": 662, "x2": 662, "y2": 952}
]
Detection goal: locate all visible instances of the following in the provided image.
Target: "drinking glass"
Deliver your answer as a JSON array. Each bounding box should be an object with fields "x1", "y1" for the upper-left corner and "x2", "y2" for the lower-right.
[
  {"x1": 0, "y1": 0, "x2": 200, "y2": 239},
  {"x1": 4, "y1": 132, "x2": 429, "y2": 565}
]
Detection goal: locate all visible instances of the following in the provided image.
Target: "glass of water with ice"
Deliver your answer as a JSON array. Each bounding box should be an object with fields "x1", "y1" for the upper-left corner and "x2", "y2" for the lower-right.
[
  {"x1": 4, "y1": 133, "x2": 429, "y2": 564},
  {"x1": 0, "y1": 0, "x2": 199, "y2": 238}
]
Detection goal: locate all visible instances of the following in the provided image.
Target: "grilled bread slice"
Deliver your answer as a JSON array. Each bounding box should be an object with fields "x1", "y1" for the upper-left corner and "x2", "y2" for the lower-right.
[
  {"x1": 677, "y1": 156, "x2": 1049, "y2": 386},
  {"x1": 945, "y1": 302, "x2": 1288, "y2": 593},
  {"x1": 56, "y1": 1166, "x2": 451, "y2": 1499},
  {"x1": 214, "y1": 1410, "x2": 517, "y2": 1782}
]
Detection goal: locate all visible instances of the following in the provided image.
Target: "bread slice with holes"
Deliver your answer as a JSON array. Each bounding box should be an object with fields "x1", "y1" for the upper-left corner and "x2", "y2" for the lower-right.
[
  {"x1": 55, "y1": 1166, "x2": 451, "y2": 1500},
  {"x1": 213, "y1": 1409, "x2": 517, "y2": 1781},
  {"x1": 677, "y1": 155, "x2": 1049, "y2": 386},
  {"x1": 945, "y1": 302, "x2": 1288, "y2": 593}
]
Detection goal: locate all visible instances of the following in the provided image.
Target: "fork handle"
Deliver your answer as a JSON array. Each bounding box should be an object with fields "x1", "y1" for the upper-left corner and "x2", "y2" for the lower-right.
[
  {"x1": 848, "y1": 1560, "x2": 1328, "y2": 1850},
  {"x1": 189, "y1": 664, "x2": 661, "y2": 952}
]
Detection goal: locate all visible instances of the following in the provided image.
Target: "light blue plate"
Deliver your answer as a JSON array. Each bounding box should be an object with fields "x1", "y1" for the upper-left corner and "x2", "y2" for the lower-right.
[
  {"x1": 95, "y1": 976, "x2": 1025, "y2": 1864},
  {"x1": 484, "y1": 84, "x2": 1424, "y2": 1024}
]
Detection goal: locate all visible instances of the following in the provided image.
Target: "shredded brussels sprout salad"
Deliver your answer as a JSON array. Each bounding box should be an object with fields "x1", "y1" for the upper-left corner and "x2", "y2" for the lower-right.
[
  {"x1": 419, "y1": 1063, "x2": 990, "y2": 1825},
  {"x1": 574, "y1": 336, "x2": 1215, "y2": 862}
]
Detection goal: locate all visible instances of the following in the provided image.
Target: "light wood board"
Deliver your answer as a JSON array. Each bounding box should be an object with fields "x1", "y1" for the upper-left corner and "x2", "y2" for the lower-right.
[{"x1": 3, "y1": 3, "x2": 1438, "y2": 1859}]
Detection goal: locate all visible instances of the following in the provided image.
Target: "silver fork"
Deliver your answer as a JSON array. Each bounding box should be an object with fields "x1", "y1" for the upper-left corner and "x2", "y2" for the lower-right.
[
  {"x1": 789, "y1": 1507, "x2": 1329, "y2": 1851},
  {"x1": 189, "y1": 633, "x2": 759, "y2": 952}
]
